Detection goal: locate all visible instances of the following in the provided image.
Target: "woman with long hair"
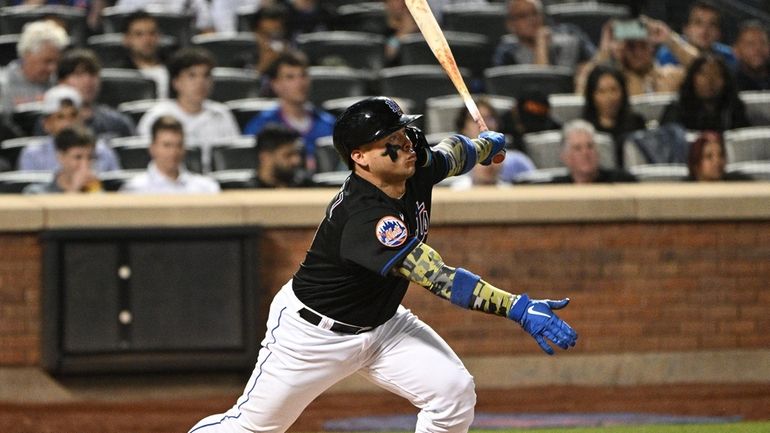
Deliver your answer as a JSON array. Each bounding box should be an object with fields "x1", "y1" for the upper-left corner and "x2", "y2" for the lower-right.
[
  {"x1": 582, "y1": 64, "x2": 646, "y2": 167},
  {"x1": 686, "y1": 130, "x2": 752, "y2": 181}
]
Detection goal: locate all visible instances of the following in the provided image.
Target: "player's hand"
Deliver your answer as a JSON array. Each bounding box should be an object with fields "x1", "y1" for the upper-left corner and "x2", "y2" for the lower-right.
[
  {"x1": 509, "y1": 294, "x2": 578, "y2": 355},
  {"x1": 406, "y1": 125, "x2": 429, "y2": 166},
  {"x1": 478, "y1": 130, "x2": 506, "y2": 165}
]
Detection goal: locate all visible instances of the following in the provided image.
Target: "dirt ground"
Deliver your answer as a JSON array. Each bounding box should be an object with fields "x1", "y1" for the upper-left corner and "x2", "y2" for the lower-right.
[{"x1": 1, "y1": 384, "x2": 769, "y2": 433}]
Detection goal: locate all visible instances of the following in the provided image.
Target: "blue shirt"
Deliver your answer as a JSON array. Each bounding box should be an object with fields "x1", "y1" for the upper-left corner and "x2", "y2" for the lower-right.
[
  {"x1": 18, "y1": 138, "x2": 121, "y2": 172},
  {"x1": 243, "y1": 105, "x2": 335, "y2": 172},
  {"x1": 656, "y1": 41, "x2": 737, "y2": 68}
]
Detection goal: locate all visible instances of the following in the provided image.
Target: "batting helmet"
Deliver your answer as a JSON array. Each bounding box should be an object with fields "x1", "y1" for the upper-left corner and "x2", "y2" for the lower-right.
[{"x1": 333, "y1": 97, "x2": 422, "y2": 169}]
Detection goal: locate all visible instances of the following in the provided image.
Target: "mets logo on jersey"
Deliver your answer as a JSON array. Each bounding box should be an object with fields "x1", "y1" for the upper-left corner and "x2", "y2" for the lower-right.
[{"x1": 376, "y1": 216, "x2": 408, "y2": 247}]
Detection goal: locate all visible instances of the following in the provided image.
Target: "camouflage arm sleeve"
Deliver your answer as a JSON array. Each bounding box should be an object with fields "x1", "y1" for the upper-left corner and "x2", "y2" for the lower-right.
[
  {"x1": 395, "y1": 241, "x2": 521, "y2": 317},
  {"x1": 434, "y1": 136, "x2": 496, "y2": 177}
]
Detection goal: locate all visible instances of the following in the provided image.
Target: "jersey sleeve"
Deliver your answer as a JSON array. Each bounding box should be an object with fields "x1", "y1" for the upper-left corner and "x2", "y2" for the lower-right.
[{"x1": 340, "y1": 207, "x2": 421, "y2": 276}]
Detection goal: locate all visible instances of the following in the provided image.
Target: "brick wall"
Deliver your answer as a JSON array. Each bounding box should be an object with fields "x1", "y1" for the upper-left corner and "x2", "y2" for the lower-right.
[{"x1": 2, "y1": 220, "x2": 769, "y2": 367}]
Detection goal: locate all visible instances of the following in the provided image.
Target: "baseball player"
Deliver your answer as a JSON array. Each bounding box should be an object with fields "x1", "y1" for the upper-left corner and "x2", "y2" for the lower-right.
[{"x1": 190, "y1": 97, "x2": 578, "y2": 433}]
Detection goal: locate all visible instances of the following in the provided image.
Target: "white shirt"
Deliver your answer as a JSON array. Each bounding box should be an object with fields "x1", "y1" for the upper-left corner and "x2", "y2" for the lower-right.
[
  {"x1": 139, "y1": 65, "x2": 169, "y2": 99},
  {"x1": 120, "y1": 162, "x2": 221, "y2": 194},
  {"x1": 210, "y1": 0, "x2": 262, "y2": 33},
  {"x1": 136, "y1": 99, "x2": 241, "y2": 172}
]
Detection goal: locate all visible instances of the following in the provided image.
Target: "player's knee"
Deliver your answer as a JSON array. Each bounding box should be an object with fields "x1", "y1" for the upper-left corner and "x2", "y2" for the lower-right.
[{"x1": 430, "y1": 371, "x2": 476, "y2": 426}]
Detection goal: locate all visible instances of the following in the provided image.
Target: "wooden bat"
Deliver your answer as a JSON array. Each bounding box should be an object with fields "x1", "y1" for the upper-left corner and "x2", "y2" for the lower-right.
[{"x1": 404, "y1": 0, "x2": 505, "y2": 164}]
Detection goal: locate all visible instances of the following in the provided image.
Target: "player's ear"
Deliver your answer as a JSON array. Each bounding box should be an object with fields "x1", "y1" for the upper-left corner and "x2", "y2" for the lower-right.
[{"x1": 351, "y1": 148, "x2": 367, "y2": 167}]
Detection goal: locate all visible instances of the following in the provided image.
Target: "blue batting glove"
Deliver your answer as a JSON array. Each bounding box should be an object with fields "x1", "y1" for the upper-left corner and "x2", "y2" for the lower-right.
[
  {"x1": 478, "y1": 130, "x2": 506, "y2": 166},
  {"x1": 509, "y1": 294, "x2": 578, "y2": 355}
]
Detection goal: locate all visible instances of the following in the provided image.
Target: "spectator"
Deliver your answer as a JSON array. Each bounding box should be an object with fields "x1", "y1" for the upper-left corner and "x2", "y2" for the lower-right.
[
  {"x1": 18, "y1": 85, "x2": 120, "y2": 172},
  {"x1": 452, "y1": 98, "x2": 534, "y2": 188},
  {"x1": 281, "y1": 0, "x2": 336, "y2": 41},
  {"x1": 582, "y1": 64, "x2": 646, "y2": 167},
  {"x1": 248, "y1": 3, "x2": 291, "y2": 77},
  {"x1": 656, "y1": 1, "x2": 736, "y2": 68},
  {"x1": 493, "y1": 0, "x2": 595, "y2": 70},
  {"x1": 114, "y1": 0, "x2": 215, "y2": 34},
  {"x1": 136, "y1": 47, "x2": 241, "y2": 172},
  {"x1": 0, "y1": 20, "x2": 69, "y2": 115},
  {"x1": 384, "y1": 0, "x2": 420, "y2": 67},
  {"x1": 686, "y1": 130, "x2": 753, "y2": 181},
  {"x1": 50, "y1": 48, "x2": 136, "y2": 140},
  {"x1": 500, "y1": 91, "x2": 561, "y2": 153},
  {"x1": 243, "y1": 50, "x2": 335, "y2": 173},
  {"x1": 660, "y1": 54, "x2": 751, "y2": 132},
  {"x1": 550, "y1": 119, "x2": 636, "y2": 184},
  {"x1": 9, "y1": 1, "x2": 107, "y2": 34},
  {"x1": 119, "y1": 10, "x2": 170, "y2": 99},
  {"x1": 209, "y1": 0, "x2": 262, "y2": 33},
  {"x1": 732, "y1": 20, "x2": 770, "y2": 92},
  {"x1": 249, "y1": 122, "x2": 315, "y2": 188},
  {"x1": 577, "y1": 17, "x2": 687, "y2": 96},
  {"x1": 23, "y1": 125, "x2": 103, "y2": 194},
  {"x1": 121, "y1": 115, "x2": 220, "y2": 193}
]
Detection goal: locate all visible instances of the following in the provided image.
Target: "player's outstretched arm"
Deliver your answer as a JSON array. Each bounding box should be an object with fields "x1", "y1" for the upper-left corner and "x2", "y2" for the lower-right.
[
  {"x1": 395, "y1": 241, "x2": 578, "y2": 355},
  {"x1": 408, "y1": 126, "x2": 506, "y2": 177}
]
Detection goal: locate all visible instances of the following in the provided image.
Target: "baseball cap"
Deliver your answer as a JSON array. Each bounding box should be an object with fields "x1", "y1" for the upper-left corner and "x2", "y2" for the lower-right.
[{"x1": 41, "y1": 84, "x2": 82, "y2": 115}]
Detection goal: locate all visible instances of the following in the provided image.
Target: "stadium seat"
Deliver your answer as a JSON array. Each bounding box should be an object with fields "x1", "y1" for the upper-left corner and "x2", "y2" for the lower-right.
[
  {"x1": 628, "y1": 164, "x2": 688, "y2": 182},
  {"x1": 424, "y1": 94, "x2": 516, "y2": 135},
  {"x1": 211, "y1": 136, "x2": 258, "y2": 172},
  {"x1": 622, "y1": 124, "x2": 690, "y2": 167},
  {"x1": 548, "y1": 93, "x2": 585, "y2": 124},
  {"x1": 523, "y1": 129, "x2": 616, "y2": 169},
  {"x1": 12, "y1": 101, "x2": 44, "y2": 137},
  {"x1": 398, "y1": 31, "x2": 494, "y2": 80},
  {"x1": 225, "y1": 98, "x2": 278, "y2": 130},
  {"x1": 724, "y1": 126, "x2": 770, "y2": 163},
  {"x1": 0, "y1": 5, "x2": 87, "y2": 46},
  {"x1": 307, "y1": 66, "x2": 370, "y2": 107},
  {"x1": 211, "y1": 67, "x2": 261, "y2": 103},
  {"x1": 98, "y1": 68, "x2": 158, "y2": 108},
  {"x1": 315, "y1": 136, "x2": 344, "y2": 173},
  {"x1": 296, "y1": 31, "x2": 386, "y2": 71},
  {"x1": 545, "y1": 2, "x2": 631, "y2": 47},
  {"x1": 87, "y1": 33, "x2": 177, "y2": 68},
  {"x1": 191, "y1": 33, "x2": 257, "y2": 68},
  {"x1": 512, "y1": 167, "x2": 569, "y2": 184},
  {"x1": 1, "y1": 136, "x2": 48, "y2": 170},
  {"x1": 99, "y1": 169, "x2": 144, "y2": 191},
  {"x1": 739, "y1": 91, "x2": 770, "y2": 126},
  {"x1": 101, "y1": 7, "x2": 195, "y2": 46},
  {"x1": 484, "y1": 65, "x2": 574, "y2": 100},
  {"x1": 322, "y1": 96, "x2": 416, "y2": 119},
  {"x1": 0, "y1": 170, "x2": 51, "y2": 193},
  {"x1": 726, "y1": 161, "x2": 770, "y2": 180},
  {"x1": 334, "y1": 2, "x2": 388, "y2": 35},
  {"x1": 380, "y1": 65, "x2": 472, "y2": 119},
  {"x1": 311, "y1": 170, "x2": 350, "y2": 187},
  {"x1": 630, "y1": 92, "x2": 677, "y2": 125},
  {"x1": 209, "y1": 169, "x2": 256, "y2": 189},
  {"x1": 117, "y1": 99, "x2": 161, "y2": 126},
  {"x1": 441, "y1": 3, "x2": 508, "y2": 47},
  {"x1": 0, "y1": 33, "x2": 19, "y2": 66}
]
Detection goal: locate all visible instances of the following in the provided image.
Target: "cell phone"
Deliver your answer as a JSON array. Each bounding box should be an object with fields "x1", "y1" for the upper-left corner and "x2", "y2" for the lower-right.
[{"x1": 613, "y1": 19, "x2": 648, "y2": 40}]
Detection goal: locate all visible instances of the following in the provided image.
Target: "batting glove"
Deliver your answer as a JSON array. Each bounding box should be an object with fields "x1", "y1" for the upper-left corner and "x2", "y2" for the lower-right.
[
  {"x1": 478, "y1": 130, "x2": 506, "y2": 165},
  {"x1": 406, "y1": 125, "x2": 430, "y2": 167},
  {"x1": 509, "y1": 294, "x2": 578, "y2": 355}
]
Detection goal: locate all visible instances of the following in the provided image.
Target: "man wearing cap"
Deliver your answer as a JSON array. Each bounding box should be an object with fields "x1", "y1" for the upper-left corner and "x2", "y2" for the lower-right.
[
  {"x1": 189, "y1": 96, "x2": 578, "y2": 433},
  {"x1": 17, "y1": 85, "x2": 120, "y2": 172}
]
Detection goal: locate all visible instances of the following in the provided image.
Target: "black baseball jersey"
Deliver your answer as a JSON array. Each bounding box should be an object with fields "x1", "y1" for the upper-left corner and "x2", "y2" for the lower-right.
[{"x1": 292, "y1": 152, "x2": 451, "y2": 328}]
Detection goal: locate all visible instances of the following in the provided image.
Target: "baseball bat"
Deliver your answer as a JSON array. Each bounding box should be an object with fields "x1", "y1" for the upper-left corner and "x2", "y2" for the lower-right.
[{"x1": 404, "y1": 0, "x2": 505, "y2": 164}]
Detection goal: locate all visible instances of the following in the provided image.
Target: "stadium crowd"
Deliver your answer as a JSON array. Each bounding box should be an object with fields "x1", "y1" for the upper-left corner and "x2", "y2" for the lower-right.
[{"x1": 0, "y1": 0, "x2": 768, "y2": 193}]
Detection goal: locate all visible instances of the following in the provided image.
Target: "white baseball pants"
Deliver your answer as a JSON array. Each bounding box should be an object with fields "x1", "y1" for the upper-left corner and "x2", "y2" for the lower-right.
[{"x1": 189, "y1": 280, "x2": 476, "y2": 433}]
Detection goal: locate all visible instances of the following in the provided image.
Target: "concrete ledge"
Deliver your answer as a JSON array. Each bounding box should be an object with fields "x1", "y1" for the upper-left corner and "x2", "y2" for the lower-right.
[{"x1": 0, "y1": 183, "x2": 768, "y2": 232}]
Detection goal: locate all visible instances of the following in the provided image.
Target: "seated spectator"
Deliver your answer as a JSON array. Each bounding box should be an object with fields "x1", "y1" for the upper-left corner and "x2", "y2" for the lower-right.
[
  {"x1": 582, "y1": 64, "x2": 646, "y2": 167},
  {"x1": 577, "y1": 17, "x2": 687, "y2": 96},
  {"x1": 384, "y1": 0, "x2": 420, "y2": 67},
  {"x1": 550, "y1": 119, "x2": 637, "y2": 184},
  {"x1": 23, "y1": 125, "x2": 103, "y2": 194},
  {"x1": 500, "y1": 91, "x2": 561, "y2": 153},
  {"x1": 121, "y1": 115, "x2": 220, "y2": 193},
  {"x1": 249, "y1": 122, "x2": 315, "y2": 188},
  {"x1": 48, "y1": 48, "x2": 136, "y2": 140},
  {"x1": 8, "y1": 0, "x2": 107, "y2": 34},
  {"x1": 136, "y1": 47, "x2": 241, "y2": 172},
  {"x1": 247, "y1": 3, "x2": 291, "y2": 80},
  {"x1": 452, "y1": 98, "x2": 534, "y2": 188},
  {"x1": 18, "y1": 85, "x2": 121, "y2": 172},
  {"x1": 660, "y1": 54, "x2": 751, "y2": 132},
  {"x1": 209, "y1": 0, "x2": 262, "y2": 33},
  {"x1": 686, "y1": 130, "x2": 753, "y2": 182},
  {"x1": 0, "y1": 20, "x2": 69, "y2": 115},
  {"x1": 282, "y1": 0, "x2": 336, "y2": 41},
  {"x1": 655, "y1": 1, "x2": 736, "y2": 68},
  {"x1": 119, "y1": 10, "x2": 170, "y2": 98},
  {"x1": 114, "y1": 0, "x2": 215, "y2": 34},
  {"x1": 243, "y1": 50, "x2": 335, "y2": 173},
  {"x1": 493, "y1": 0, "x2": 595, "y2": 70},
  {"x1": 732, "y1": 20, "x2": 770, "y2": 92}
]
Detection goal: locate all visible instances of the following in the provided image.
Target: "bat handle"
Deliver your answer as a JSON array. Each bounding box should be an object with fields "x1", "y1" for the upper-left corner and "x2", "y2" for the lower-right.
[{"x1": 475, "y1": 117, "x2": 506, "y2": 165}]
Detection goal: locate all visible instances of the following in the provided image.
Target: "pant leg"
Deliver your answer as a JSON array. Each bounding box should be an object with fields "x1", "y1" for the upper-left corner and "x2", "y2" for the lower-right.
[
  {"x1": 359, "y1": 306, "x2": 476, "y2": 433},
  {"x1": 189, "y1": 281, "x2": 367, "y2": 433}
]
